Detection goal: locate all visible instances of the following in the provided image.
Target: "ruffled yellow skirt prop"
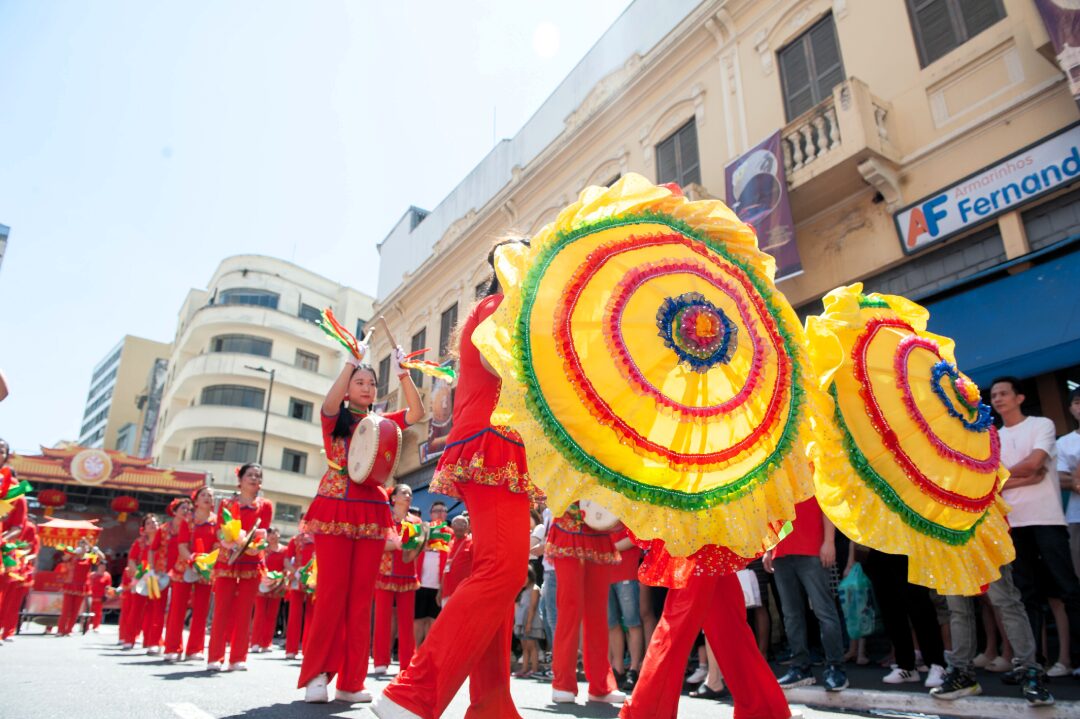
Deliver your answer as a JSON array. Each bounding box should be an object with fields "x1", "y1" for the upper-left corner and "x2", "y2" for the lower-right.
[
  {"x1": 474, "y1": 174, "x2": 818, "y2": 557},
  {"x1": 805, "y1": 284, "x2": 1013, "y2": 596}
]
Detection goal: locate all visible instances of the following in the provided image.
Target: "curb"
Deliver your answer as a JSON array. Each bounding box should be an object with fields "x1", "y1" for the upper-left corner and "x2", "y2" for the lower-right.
[{"x1": 784, "y1": 686, "x2": 1078, "y2": 718}]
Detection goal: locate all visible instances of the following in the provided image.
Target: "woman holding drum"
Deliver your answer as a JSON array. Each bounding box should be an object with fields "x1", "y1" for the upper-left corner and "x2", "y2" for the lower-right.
[
  {"x1": 298, "y1": 338, "x2": 424, "y2": 704},
  {"x1": 206, "y1": 463, "x2": 273, "y2": 672},
  {"x1": 375, "y1": 240, "x2": 542, "y2": 719}
]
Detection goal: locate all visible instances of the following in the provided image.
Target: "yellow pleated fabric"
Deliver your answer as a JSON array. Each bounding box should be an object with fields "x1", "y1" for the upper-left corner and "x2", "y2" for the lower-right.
[
  {"x1": 473, "y1": 174, "x2": 818, "y2": 557},
  {"x1": 805, "y1": 283, "x2": 1013, "y2": 595}
]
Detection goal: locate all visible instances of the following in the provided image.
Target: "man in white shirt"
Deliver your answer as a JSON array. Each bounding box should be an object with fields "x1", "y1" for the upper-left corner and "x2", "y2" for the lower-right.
[
  {"x1": 415, "y1": 501, "x2": 449, "y2": 647},
  {"x1": 992, "y1": 377, "x2": 1080, "y2": 673},
  {"x1": 1057, "y1": 389, "x2": 1080, "y2": 580}
]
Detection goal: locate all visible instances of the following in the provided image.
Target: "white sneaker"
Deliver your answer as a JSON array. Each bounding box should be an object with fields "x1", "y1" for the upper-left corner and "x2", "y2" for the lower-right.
[
  {"x1": 249, "y1": 645, "x2": 263, "y2": 654},
  {"x1": 304, "y1": 674, "x2": 329, "y2": 704},
  {"x1": 121, "y1": 643, "x2": 134, "y2": 650},
  {"x1": 972, "y1": 653, "x2": 991, "y2": 668},
  {"x1": 552, "y1": 689, "x2": 576, "y2": 704},
  {"x1": 163, "y1": 653, "x2": 179, "y2": 663},
  {"x1": 285, "y1": 652, "x2": 298, "y2": 660},
  {"x1": 228, "y1": 662, "x2": 248, "y2": 672},
  {"x1": 588, "y1": 690, "x2": 627, "y2": 703},
  {"x1": 1047, "y1": 662, "x2": 1072, "y2": 678},
  {"x1": 186, "y1": 653, "x2": 204, "y2": 662},
  {"x1": 372, "y1": 665, "x2": 389, "y2": 675},
  {"x1": 924, "y1": 664, "x2": 946, "y2": 688},
  {"x1": 147, "y1": 646, "x2": 162, "y2": 656},
  {"x1": 370, "y1": 693, "x2": 422, "y2": 718},
  {"x1": 985, "y1": 656, "x2": 1012, "y2": 672},
  {"x1": 686, "y1": 666, "x2": 707, "y2": 684},
  {"x1": 335, "y1": 689, "x2": 372, "y2": 703},
  {"x1": 883, "y1": 666, "x2": 920, "y2": 684},
  {"x1": 206, "y1": 661, "x2": 223, "y2": 672}
]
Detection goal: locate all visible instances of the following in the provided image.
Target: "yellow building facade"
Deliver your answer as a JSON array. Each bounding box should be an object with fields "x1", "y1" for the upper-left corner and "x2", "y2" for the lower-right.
[{"x1": 372, "y1": 0, "x2": 1080, "y2": 495}]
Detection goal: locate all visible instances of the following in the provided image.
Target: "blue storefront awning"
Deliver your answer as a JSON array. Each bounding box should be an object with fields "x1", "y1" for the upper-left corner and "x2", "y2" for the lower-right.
[{"x1": 924, "y1": 245, "x2": 1080, "y2": 386}]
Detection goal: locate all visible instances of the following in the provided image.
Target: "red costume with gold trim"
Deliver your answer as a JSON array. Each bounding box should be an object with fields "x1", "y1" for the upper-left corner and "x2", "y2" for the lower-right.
[
  {"x1": 89, "y1": 569, "x2": 112, "y2": 630},
  {"x1": 165, "y1": 516, "x2": 217, "y2": 657},
  {"x1": 284, "y1": 534, "x2": 315, "y2": 657},
  {"x1": 373, "y1": 524, "x2": 420, "y2": 670},
  {"x1": 0, "y1": 520, "x2": 37, "y2": 639},
  {"x1": 251, "y1": 545, "x2": 286, "y2": 650}
]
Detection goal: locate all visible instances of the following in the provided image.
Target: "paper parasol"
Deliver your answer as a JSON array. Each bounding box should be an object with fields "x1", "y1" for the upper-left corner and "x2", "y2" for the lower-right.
[
  {"x1": 474, "y1": 174, "x2": 817, "y2": 556},
  {"x1": 804, "y1": 283, "x2": 1012, "y2": 595}
]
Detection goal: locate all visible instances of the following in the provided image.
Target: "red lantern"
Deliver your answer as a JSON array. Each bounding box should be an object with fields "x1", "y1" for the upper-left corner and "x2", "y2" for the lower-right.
[
  {"x1": 37, "y1": 489, "x2": 68, "y2": 517},
  {"x1": 111, "y1": 495, "x2": 139, "y2": 522}
]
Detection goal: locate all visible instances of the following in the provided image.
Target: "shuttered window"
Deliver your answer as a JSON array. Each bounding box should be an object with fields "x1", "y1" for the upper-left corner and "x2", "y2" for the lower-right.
[
  {"x1": 377, "y1": 355, "x2": 391, "y2": 398},
  {"x1": 410, "y1": 328, "x2": 427, "y2": 388},
  {"x1": 192, "y1": 437, "x2": 258, "y2": 463},
  {"x1": 907, "y1": 0, "x2": 1005, "y2": 67},
  {"x1": 779, "y1": 14, "x2": 845, "y2": 121},
  {"x1": 655, "y1": 119, "x2": 701, "y2": 188},
  {"x1": 439, "y1": 304, "x2": 458, "y2": 359}
]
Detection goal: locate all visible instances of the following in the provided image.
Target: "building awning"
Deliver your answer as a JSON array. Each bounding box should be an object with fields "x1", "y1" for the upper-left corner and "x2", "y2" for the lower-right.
[
  {"x1": 925, "y1": 242, "x2": 1080, "y2": 386},
  {"x1": 11, "y1": 445, "x2": 208, "y2": 496}
]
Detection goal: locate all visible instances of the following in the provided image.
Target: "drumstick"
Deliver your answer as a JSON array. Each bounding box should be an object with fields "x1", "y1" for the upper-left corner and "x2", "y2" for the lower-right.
[{"x1": 377, "y1": 316, "x2": 399, "y2": 350}]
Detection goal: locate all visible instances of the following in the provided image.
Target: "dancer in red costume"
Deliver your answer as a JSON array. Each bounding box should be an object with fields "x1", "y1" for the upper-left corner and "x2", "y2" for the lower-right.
[
  {"x1": 57, "y1": 539, "x2": 101, "y2": 636},
  {"x1": 88, "y1": 561, "x2": 112, "y2": 631},
  {"x1": 375, "y1": 240, "x2": 542, "y2": 719},
  {"x1": 440, "y1": 514, "x2": 472, "y2": 606},
  {"x1": 0, "y1": 513, "x2": 37, "y2": 640},
  {"x1": 251, "y1": 527, "x2": 286, "y2": 653},
  {"x1": 146, "y1": 497, "x2": 191, "y2": 655},
  {"x1": 547, "y1": 504, "x2": 623, "y2": 704},
  {"x1": 297, "y1": 345, "x2": 424, "y2": 704},
  {"x1": 284, "y1": 523, "x2": 315, "y2": 659},
  {"x1": 117, "y1": 565, "x2": 134, "y2": 646},
  {"x1": 373, "y1": 485, "x2": 423, "y2": 674},
  {"x1": 122, "y1": 514, "x2": 158, "y2": 650},
  {"x1": 206, "y1": 464, "x2": 273, "y2": 671},
  {"x1": 620, "y1": 541, "x2": 793, "y2": 719},
  {"x1": 165, "y1": 486, "x2": 217, "y2": 661}
]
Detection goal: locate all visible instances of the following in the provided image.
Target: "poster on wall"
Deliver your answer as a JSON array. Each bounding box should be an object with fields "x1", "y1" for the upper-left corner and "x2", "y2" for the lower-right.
[
  {"x1": 724, "y1": 130, "x2": 802, "y2": 280},
  {"x1": 1035, "y1": 0, "x2": 1080, "y2": 107},
  {"x1": 419, "y1": 361, "x2": 456, "y2": 465}
]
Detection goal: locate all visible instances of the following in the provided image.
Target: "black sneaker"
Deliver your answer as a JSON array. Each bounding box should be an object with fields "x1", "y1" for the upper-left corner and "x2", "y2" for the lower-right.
[
  {"x1": 930, "y1": 668, "x2": 981, "y2": 700},
  {"x1": 823, "y1": 663, "x2": 848, "y2": 692},
  {"x1": 1020, "y1": 668, "x2": 1054, "y2": 706},
  {"x1": 1001, "y1": 665, "x2": 1024, "y2": 685},
  {"x1": 777, "y1": 665, "x2": 815, "y2": 689},
  {"x1": 613, "y1": 669, "x2": 626, "y2": 690},
  {"x1": 621, "y1": 668, "x2": 638, "y2": 692}
]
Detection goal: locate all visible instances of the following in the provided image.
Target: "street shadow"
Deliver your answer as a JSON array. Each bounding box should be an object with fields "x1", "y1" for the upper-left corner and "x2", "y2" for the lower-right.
[
  {"x1": 530, "y1": 703, "x2": 621, "y2": 717},
  {"x1": 218, "y1": 701, "x2": 365, "y2": 718},
  {"x1": 153, "y1": 669, "x2": 224, "y2": 681},
  {"x1": 118, "y1": 659, "x2": 173, "y2": 667}
]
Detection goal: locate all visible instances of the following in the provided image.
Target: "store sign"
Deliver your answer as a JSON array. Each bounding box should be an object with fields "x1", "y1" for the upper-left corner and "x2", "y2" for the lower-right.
[{"x1": 896, "y1": 122, "x2": 1080, "y2": 254}]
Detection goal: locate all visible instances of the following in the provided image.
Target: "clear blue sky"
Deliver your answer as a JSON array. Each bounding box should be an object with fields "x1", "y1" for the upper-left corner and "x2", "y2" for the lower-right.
[{"x1": 0, "y1": 0, "x2": 633, "y2": 453}]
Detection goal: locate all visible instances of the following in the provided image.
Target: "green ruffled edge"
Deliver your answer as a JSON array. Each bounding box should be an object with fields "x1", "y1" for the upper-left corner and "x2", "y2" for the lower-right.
[
  {"x1": 514, "y1": 210, "x2": 807, "y2": 512},
  {"x1": 829, "y1": 383, "x2": 985, "y2": 545}
]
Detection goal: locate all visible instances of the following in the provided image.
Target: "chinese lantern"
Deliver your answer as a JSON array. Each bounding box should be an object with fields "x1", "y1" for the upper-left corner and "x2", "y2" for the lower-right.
[
  {"x1": 111, "y1": 495, "x2": 139, "y2": 522},
  {"x1": 37, "y1": 489, "x2": 68, "y2": 517}
]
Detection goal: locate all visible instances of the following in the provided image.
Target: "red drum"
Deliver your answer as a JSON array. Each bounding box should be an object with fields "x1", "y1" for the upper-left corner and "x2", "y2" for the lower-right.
[{"x1": 347, "y1": 414, "x2": 402, "y2": 486}]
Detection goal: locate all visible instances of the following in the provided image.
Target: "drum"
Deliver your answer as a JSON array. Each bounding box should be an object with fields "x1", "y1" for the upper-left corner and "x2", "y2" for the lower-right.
[
  {"x1": 580, "y1": 499, "x2": 619, "y2": 531},
  {"x1": 347, "y1": 414, "x2": 402, "y2": 485},
  {"x1": 134, "y1": 572, "x2": 170, "y2": 596},
  {"x1": 259, "y1": 575, "x2": 285, "y2": 594},
  {"x1": 182, "y1": 566, "x2": 200, "y2": 584}
]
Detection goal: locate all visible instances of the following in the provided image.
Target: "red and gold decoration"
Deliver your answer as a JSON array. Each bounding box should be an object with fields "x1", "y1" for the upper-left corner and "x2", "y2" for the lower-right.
[
  {"x1": 10, "y1": 445, "x2": 207, "y2": 496},
  {"x1": 804, "y1": 283, "x2": 1012, "y2": 596},
  {"x1": 474, "y1": 173, "x2": 817, "y2": 557},
  {"x1": 111, "y1": 495, "x2": 139, "y2": 522},
  {"x1": 37, "y1": 488, "x2": 68, "y2": 516},
  {"x1": 37, "y1": 518, "x2": 101, "y2": 548}
]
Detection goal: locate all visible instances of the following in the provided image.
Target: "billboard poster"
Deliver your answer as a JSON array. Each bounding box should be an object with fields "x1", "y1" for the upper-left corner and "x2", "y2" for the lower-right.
[{"x1": 419, "y1": 360, "x2": 456, "y2": 465}]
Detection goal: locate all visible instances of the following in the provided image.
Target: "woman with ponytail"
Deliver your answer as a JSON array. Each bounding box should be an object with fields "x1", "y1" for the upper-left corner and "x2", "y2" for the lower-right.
[{"x1": 298, "y1": 340, "x2": 424, "y2": 704}]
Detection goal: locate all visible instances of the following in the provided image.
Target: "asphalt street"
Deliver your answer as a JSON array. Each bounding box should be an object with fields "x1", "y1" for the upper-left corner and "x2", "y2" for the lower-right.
[{"x1": 2, "y1": 624, "x2": 1077, "y2": 719}]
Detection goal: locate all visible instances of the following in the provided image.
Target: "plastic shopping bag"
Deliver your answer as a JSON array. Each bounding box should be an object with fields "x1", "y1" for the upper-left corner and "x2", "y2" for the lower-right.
[{"x1": 837, "y1": 563, "x2": 882, "y2": 639}]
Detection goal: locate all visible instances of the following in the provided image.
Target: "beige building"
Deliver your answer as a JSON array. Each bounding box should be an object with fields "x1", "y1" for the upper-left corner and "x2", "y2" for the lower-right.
[
  {"x1": 371, "y1": 0, "x2": 1080, "y2": 497},
  {"x1": 79, "y1": 335, "x2": 172, "y2": 454},
  {"x1": 152, "y1": 255, "x2": 374, "y2": 532}
]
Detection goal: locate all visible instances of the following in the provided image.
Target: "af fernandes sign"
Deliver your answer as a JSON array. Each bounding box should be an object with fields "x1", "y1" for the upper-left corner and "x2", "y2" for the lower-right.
[{"x1": 896, "y1": 122, "x2": 1080, "y2": 254}]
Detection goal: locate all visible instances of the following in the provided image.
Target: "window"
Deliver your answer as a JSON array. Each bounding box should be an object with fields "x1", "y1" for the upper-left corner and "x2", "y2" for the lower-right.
[
  {"x1": 218, "y1": 287, "x2": 280, "y2": 309},
  {"x1": 299, "y1": 303, "x2": 322, "y2": 323},
  {"x1": 211, "y1": 334, "x2": 272, "y2": 357},
  {"x1": 655, "y1": 119, "x2": 701, "y2": 188},
  {"x1": 295, "y1": 349, "x2": 319, "y2": 372},
  {"x1": 282, "y1": 449, "x2": 308, "y2": 474},
  {"x1": 115, "y1": 423, "x2": 136, "y2": 454},
  {"x1": 377, "y1": 355, "x2": 391, "y2": 398},
  {"x1": 201, "y1": 384, "x2": 266, "y2": 409},
  {"x1": 356, "y1": 318, "x2": 367, "y2": 339},
  {"x1": 778, "y1": 14, "x2": 845, "y2": 120},
  {"x1": 289, "y1": 397, "x2": 313, "y2": 422},
  {"x1": 191, "y1": 437, "x2": 258, "y2": 463},
  {"x1": 439, "y1": 303, "x2": 458, "y2": 359},
  {"x1": 907, "y1": 0, "x2": 1005, "y2": 67},
  {"x1": 275, "y1": 502, "x2": 303, "y2": 523},
  {"x1": 410, "y1": 328, "x2": 427, "y2": 388},
  {"x1": 91, "y1": 347, "x2": 122, "y2": 383}
]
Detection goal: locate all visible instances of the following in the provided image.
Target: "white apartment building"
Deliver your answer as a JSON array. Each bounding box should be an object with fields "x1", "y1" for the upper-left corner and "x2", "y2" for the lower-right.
[{"x1": 153, "y1": 255, "x2": 374, "y2": 532}]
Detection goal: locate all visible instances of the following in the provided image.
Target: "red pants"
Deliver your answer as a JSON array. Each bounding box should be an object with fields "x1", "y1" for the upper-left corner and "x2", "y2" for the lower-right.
[
  {"x1": 285, "y1": 589, "x2": 311, "y2": 655},
  {"x1": 251, "y1": 595, "x2": 282, "y2": 648},
  {"x1": 296, "y1": 533, "x2": 384, "y2": 692},
  {"x1": 164, "y1": 581, "x2": 199, "y2": 656},
  {"x1": 383, "y1": 482, "x2": 529, "y2": 719},
  {"x1": 552, "y1": 557, "x2": 617, "y2": 697},
  {"x1": 143, "y1": 586, "x2": 169, "y2": 648},
  {"x1": 207, "y1": 575, "x2": 259, "y2": 665},
  {"x1": 58, "y1": 593, "x2": 86, "y2": 635},
  {"x1": 373, "y1": 588, "x2": 416, "y2": 670},
  {"x1": 181, "y1": 582, "x2": 212, "y2": 656},
  {"x1": 621, "y1": 573, "x2": 790, "y2": 719},
  {"x1": 119, "y1": 591, "x2": 134, "y2": 643},
  {"x1": 91, "y1": 598, "x2": 104, "y2": 629},
  {"x1": 125, "y1": 593, "x2": 148, "y2": 645},
  {"x1": 0, "y1": 583, "x2": 27, "y2": 638}
]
